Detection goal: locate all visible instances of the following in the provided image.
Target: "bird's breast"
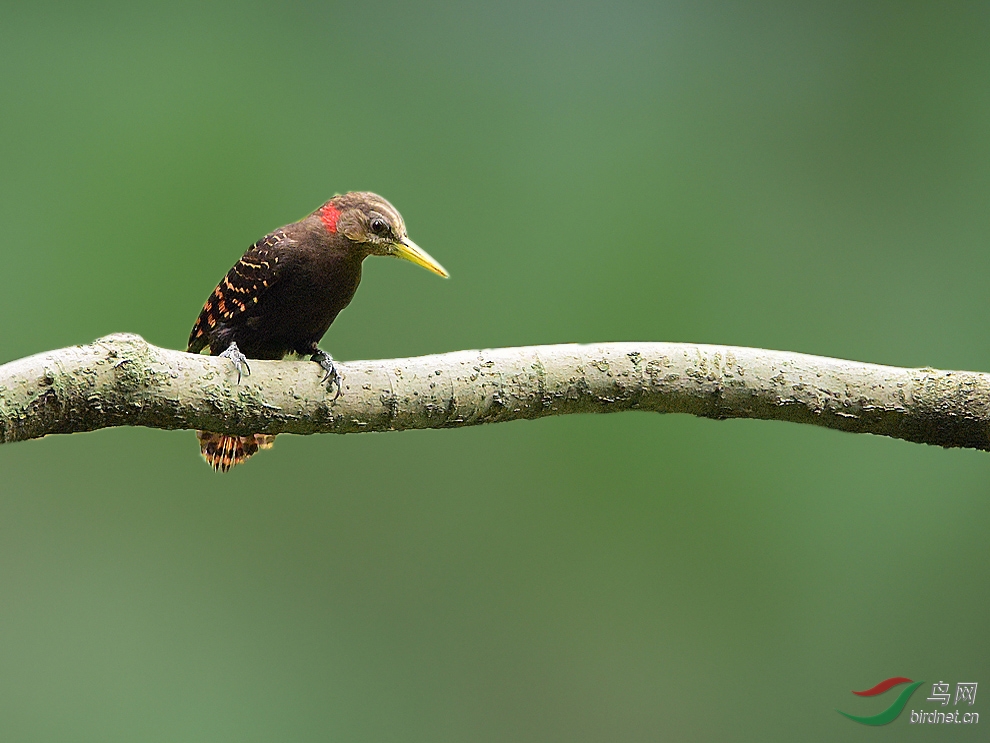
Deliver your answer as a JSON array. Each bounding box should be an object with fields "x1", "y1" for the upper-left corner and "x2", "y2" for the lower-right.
[{"x1": 255, "y1": 250, "x2": 363, "y2": 348}]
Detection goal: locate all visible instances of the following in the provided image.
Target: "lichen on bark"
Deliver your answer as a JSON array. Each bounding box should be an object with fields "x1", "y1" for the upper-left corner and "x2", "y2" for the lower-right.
[{"x1": 2, "y1": 333, "x2": 990, "y2": 451}]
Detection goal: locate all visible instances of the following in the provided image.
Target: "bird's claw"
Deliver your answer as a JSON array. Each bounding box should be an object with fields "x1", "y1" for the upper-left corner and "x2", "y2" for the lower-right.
[
  {"x1": 219, "y1": 341, "x2": 251, "y2": 383},
  {"x1": 311, "y1": 349, "x2": 343, "y2": 400}
]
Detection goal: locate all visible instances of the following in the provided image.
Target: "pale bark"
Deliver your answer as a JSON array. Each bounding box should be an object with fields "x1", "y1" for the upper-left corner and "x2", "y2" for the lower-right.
[{"x1": 1, "y1": 333, "x2": 989, "y2": 451}]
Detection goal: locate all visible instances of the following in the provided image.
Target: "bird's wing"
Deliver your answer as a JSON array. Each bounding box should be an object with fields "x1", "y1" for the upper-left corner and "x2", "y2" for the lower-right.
[{"x1": 187, "y1": 229, "x2": 287, "y2": 353}]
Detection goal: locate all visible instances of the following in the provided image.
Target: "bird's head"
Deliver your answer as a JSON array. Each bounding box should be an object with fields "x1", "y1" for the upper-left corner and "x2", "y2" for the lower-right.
[{"x1": 318, "y1": 192, "x2": 449, "y2": 278}]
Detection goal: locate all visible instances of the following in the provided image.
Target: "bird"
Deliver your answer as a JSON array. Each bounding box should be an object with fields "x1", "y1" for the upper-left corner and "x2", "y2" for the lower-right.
[{"x1": 187, "y1": 191, "x2": 448, "y2": 471}]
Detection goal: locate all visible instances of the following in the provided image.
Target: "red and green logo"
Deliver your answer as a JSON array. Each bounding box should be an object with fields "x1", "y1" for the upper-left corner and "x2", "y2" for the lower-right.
[{"x1": 838, "y1": 677, "x2": 924, "y2": 725}]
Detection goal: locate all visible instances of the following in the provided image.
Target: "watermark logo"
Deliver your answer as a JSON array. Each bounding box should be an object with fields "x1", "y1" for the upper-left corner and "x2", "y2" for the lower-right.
[
  {"x1": 838, "y1": 678, "x2": 979, "y2": 726},
  {"x1": 837, "y1": 676, "x2": 923, "y2": 726},
  {"x1": 911, "y1": 681, "x2": 979, "y2": 725},
  {"x1": 927, "y1": 681, "x2": 978, "y2": 707}
]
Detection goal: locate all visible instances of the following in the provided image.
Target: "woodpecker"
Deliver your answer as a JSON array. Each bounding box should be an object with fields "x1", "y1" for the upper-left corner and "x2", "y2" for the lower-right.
[{"x1": 187, "y1": 192, "x2": 448, "y2": 471}]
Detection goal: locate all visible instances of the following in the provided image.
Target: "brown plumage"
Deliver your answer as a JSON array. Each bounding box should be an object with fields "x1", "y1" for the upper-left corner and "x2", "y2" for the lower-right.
[{"x1": 188, "y1": 192, "x2": 448, "y2": 471}]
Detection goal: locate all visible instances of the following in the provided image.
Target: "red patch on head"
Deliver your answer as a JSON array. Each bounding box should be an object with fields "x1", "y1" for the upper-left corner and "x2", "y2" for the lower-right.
[{"x1": 319, "y1": 203, "x2": 341, "y2": 233}]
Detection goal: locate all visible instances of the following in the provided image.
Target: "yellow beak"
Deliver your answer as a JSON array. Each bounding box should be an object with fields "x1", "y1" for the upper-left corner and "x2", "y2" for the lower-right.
[{"x1": 392, "y1": 237, "x2": 449, "y2": 278}]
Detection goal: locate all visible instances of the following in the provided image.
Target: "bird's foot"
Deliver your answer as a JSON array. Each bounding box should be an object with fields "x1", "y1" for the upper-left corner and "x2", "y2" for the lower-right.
[
  {"x1": 311, "y1": 349, "x2": 343, "y2": 400},
  {"x1": 219, "y1": 341, "x2": 251, "y2": 383}
]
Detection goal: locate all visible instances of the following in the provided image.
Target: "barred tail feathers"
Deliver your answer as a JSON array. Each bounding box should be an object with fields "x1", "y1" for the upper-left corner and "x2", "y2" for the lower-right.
[{"x1": 197, "y1": 431, "x2": 276, "y2": 472}]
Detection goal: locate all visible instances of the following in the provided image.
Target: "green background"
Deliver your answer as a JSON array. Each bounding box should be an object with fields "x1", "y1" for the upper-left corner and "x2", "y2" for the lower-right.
[{"x1": 1, "y1": 2, "x2": 987, "y2": 740}]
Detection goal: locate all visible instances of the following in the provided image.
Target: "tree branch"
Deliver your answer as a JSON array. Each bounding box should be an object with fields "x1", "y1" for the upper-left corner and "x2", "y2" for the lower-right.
[{"x1": 1, "y1": 333, "x2": 989, "y2": 451}]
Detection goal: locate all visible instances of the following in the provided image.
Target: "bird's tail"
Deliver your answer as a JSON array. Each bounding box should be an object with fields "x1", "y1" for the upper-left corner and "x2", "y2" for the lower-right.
[{"x1": 197, "y1": 431, "x2": 276, "y2": 472}]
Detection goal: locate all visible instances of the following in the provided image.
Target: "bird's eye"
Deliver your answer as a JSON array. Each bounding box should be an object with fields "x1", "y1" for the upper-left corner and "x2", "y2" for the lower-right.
[{"x1": 370, "y1": 218, "x2": 389, "y2": 236}]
